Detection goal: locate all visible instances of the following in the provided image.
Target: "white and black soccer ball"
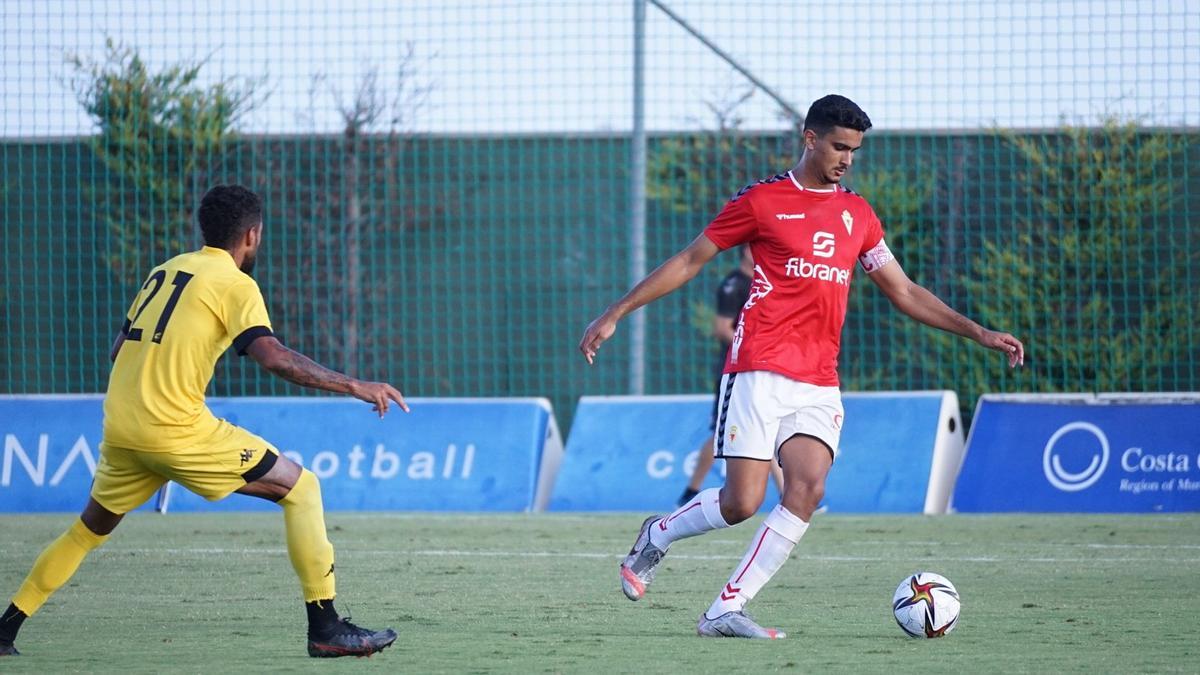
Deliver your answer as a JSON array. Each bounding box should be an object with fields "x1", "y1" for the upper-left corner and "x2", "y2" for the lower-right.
[{"x1": 891, "y1": 572, "x2": 960, "y2": 638}]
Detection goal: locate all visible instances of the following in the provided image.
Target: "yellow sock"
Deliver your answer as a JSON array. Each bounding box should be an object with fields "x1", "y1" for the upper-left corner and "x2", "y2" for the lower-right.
[
  {"x1": 279, "y1": 469, "x2": 337, "y2": 602},
  {"x1": 13, "y1": 519, "x2": 109, "y2": 616}
]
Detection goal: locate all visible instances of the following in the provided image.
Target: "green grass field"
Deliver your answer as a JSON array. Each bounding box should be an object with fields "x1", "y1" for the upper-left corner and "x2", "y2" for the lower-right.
[{"x1": 1, "y1": 512, "x2": 1198, "y2": 673}]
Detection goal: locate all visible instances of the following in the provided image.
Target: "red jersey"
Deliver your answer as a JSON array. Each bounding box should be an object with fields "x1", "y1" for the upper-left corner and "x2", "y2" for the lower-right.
[{"x1": 703, "y1": 171, "x2": 891, "y2": 386}]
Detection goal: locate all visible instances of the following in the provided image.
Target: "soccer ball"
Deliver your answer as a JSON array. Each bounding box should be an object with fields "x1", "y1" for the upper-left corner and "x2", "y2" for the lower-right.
[{"x1": 891, "y1": 572, "x2": 960, "y2": 638}]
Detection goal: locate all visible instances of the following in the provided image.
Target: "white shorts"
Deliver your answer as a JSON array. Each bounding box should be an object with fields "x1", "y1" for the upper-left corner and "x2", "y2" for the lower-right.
[{"x1": 714, "y1": 370, "x2": 844, "y2": 462}]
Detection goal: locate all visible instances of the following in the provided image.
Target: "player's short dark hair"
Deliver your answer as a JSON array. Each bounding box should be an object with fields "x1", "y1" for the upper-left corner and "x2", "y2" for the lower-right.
[
  {"x1": 803, "y1": 95, "x2": 872, "y2": 135},
  {"x1": 197, "y1": 184, "x2": 263, "y2": 248}
]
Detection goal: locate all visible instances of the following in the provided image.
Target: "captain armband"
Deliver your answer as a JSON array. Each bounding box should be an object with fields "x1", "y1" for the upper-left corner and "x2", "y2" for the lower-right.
[{"x1": 858, "y1": 239, "x2": 895, "y2": 273}]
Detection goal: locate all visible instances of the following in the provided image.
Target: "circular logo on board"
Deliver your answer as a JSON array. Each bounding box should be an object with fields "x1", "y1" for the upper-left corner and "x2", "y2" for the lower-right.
[{"x1": 1042, "y1": 422, "x2": 1110, "y2": 492}]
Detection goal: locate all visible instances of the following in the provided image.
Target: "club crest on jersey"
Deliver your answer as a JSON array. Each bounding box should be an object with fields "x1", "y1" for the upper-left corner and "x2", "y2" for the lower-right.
[{"x1": 842, "y1": 210, "x2": 854, "y2": 235}]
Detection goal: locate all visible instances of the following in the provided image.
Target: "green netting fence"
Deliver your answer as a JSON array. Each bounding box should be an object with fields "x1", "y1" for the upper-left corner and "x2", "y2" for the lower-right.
[{"x1": 2, "y1": 2, "x2": 1198, "y2": 430}]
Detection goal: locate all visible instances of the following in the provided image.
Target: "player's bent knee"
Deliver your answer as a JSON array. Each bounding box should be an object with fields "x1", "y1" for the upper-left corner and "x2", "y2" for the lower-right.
[
  {"x1": 782, "y1": 480, "x2": 824, "y2": 519},
  {"x1": 718, "y1": 492, "x2": 765, "y2": 524},
  {"x1": 240, "y1": 452, "x2": 305, "y2": 502},
  {"x1": 80, "y1": 498, "x2": 123, "y2": 536},
  {"x1": 280, "y1": 468, "x2": 323, "y2": 509}
]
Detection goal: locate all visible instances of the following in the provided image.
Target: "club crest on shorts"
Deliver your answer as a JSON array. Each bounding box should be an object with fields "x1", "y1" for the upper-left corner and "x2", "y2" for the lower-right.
[{"x1": 728, "y1": 425, "x2": 739, "y2": 443}]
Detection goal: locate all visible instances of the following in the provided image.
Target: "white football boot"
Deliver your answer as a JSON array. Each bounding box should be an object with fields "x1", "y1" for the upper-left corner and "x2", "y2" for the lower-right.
[
  {"x1": 697, "y1": 611, "x2": 786, "y2": 639},
  {"x1": 619, "y1": 515, "x2": 667, "y2": 601}
]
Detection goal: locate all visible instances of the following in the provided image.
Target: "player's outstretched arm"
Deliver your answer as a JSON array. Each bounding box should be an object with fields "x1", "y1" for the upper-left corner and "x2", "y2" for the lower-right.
[
  {"x1": 867, "y1": 258, "x2": 1025, "y2": 368},
  {"x1": 579, "y1": 233, "x2": 722, "y2": 364},
  {"x1": 245, "y1": 336, "x2": 409, "y2": 417}
]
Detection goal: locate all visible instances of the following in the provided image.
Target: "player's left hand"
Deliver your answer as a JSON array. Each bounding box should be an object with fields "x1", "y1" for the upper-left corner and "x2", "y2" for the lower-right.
[
  {"x1": 350, "y1": 380, "x2": 410, "y2": 418},
  {"x1": 978, "y1": 329, "x2": 1024, "y2": 368},
  {"x1": 579, "y1": 313, "x2": 618, "y2": 365}
]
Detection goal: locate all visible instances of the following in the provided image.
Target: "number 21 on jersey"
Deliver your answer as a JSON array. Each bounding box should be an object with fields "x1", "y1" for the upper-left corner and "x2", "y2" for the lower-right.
[{"x1": 126, "y1": 270, "x2": 194, "y2": 343}]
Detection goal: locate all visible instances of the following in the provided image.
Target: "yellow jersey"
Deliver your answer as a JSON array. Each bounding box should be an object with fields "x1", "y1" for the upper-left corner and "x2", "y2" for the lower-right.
[{"x1": 102, "y1": 246, "x2": 273, "y2": 451}]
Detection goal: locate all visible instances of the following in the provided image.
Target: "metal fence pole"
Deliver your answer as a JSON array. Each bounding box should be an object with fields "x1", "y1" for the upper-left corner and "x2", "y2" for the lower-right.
[{"x1": 629, "y1": 0, "x2": 648, "y2": 395}]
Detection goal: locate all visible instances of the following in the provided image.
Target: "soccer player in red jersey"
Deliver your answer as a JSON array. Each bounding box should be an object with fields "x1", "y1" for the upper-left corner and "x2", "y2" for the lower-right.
[{"x1": 579, "y1": 94, "x2": 1024, "y2": 639}]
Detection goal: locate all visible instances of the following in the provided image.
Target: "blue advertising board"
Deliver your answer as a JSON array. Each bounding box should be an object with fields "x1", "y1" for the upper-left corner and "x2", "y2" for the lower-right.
[
  {"x1": 0, "y1": 396, "x2": 561, "y2": 513},
  {"x1": 548, "y1": 395, "x2": 770, "y2": 511},
  {"x1": 550, "y1": 392, "x2": 962, "y2": 513},
  {"x1": 953, "y1": 394, "x2": 1200, "y2": 513},
  {"x1": 0, "y1": 396, "x2": 146, "y2": 513},
  {"x1": 827, "y1": 392, "x2": 962, "y2": 513}
]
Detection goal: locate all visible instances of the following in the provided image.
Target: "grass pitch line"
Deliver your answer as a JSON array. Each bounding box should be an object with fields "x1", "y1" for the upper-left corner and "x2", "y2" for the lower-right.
[{"x1": 74, "y1": 547, "x2": 1200, "y2": 564}]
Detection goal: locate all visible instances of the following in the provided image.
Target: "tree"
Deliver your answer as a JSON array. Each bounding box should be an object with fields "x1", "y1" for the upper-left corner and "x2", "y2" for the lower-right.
[
  {"x1": 648, "y1": 85, "x2": 788, "y2": 217},
  {"x1": 886, "y1": 119, "x2": 1195, "y2": 404},
  {"x1": 68, "y1": 38, "x2": 262, "y2": 285},
  {"x1": 260, "y1": 49, "x2": 432, "y2": 377},
  {"x1": 320, "y1": 55, "x2": 431, "y2": 372}
]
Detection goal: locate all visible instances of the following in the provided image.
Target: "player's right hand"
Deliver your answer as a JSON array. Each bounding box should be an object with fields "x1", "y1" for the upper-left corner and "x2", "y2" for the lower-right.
[
  {"x1": 578, "y1": 313, "x2": 617, "y2": 365},
  {"x1": 351, "y1": 381, "x2": 410, "y2": 418}
]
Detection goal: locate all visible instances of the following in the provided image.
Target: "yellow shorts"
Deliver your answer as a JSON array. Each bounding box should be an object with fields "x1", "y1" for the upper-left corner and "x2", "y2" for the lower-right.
[{"x1": 91, "y1": 419, "x2": 280, "y2": 514}]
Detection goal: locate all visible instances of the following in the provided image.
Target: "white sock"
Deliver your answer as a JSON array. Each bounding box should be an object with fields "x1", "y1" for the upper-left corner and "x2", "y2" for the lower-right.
[
  {"x1": 705, "y1": 505, "x2": 809, "y2": 618},
  {"x1": 648, "y1": 487, "x2": 728, "y2": 549}
]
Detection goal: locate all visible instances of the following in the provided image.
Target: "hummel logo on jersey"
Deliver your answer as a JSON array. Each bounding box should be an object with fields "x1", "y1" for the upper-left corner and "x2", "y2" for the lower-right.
[
  {"x1": 240, "y1": 449, "x2": 254, "y2": 465},
  {"x1": 775, "y1": 213, "x2": 806, "y2": 220},
  {"x1": 812, "y1": 231, "x2": 836, "y2": 258}
]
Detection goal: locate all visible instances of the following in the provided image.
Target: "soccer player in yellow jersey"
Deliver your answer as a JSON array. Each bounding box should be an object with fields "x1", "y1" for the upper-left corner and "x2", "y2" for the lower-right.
[{"x1": 0, "y1": 185, "x2": 407, "y2": 658}]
